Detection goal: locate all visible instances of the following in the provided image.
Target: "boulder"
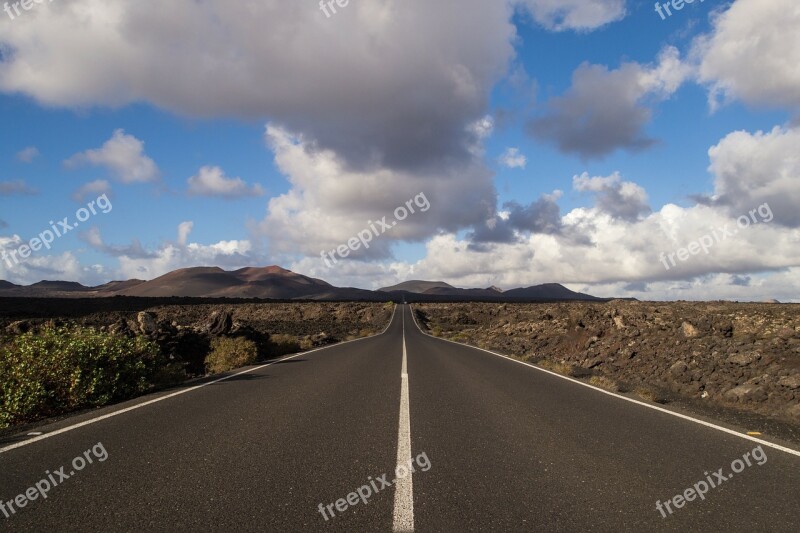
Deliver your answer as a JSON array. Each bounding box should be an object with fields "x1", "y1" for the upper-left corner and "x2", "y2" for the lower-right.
[
  {"x1": 778, "y1": 374, "x2": 800, "y2": 390},
  {"x1": 203, "y1": 311, "x2": 233, "y2": 336},
  {"x1": 137, "y1": 312, "x2": 159, "y2": 336},
  {"x1": 724, "y1": 383, "x2": 767, "y2": 403},
  {"x1": 669, "y1": 360, "x2": 688, "y2": 377},
  {"x1": 682, "y1": 322, "x2": 700, "y2": 338},
  {"x1": 726, "y1": 352, "x2": 761, "y2": 367}
]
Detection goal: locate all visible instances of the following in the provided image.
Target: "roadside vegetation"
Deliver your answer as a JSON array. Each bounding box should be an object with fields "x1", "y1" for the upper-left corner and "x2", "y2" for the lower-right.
[
  {"x1": 0, "y1": 326, "x2": 178, "y2": 429},
  {"x1": 0, "y1": 303, "x2": 394, "y2": 430},
  {"x1": 205, "y1": 337, "x2": 259, "y2": 374}
]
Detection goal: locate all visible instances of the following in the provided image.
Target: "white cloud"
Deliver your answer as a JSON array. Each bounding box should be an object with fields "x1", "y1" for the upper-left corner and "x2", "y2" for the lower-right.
[
  {"x1": 692, "y1": 0, "x2": 800, "y2": 111},
  {"x1": 65, "y1": 129, "x2": 159, "y2": 184},
  {"x1": 16, "y1": 146, "x2": 39, "y2": 163},
  {"x1": 0, "y1": 1, "x2": 517, "y2": 172},
  {"x1": 528, "y1": 46, "x2": 691, "y2": 158},
  {"x1": 0, "y1": 180, "x2": 37, "y2": 196},
  {"x1": 177, "y1": 221, "x2": 193, "y2": 246},
  {"x1": 499, "y1": 147, "x2": 527, "y2": 169},
  {"x1": 71, "y1": 179, "x2": 111, "y2": 202},
  {"x1": 383, "y1": 200, "x2": 800, "y2": 295},
  {"x1": 515, "y1": 0, "x2": 626, "y2": 31},
  {"x1": 573, "y1": 171, "x2": 651, "y2": 222},
  {"x1": 707, "y1": 126, "x2": 800, "y2": 226},
  {"x1": 116, "y1": 240, "x2": 255, "y2": 281},
  {"x1": 187, "y1": 166, "x2": 264, "y2": 198},
  {"x1": 75, "y1": 222, "x2": 256, "y2": 280},
  {"x1": 253, "y1": 123, "x2": 496, "y2": 260},
  {"x1": 574, "y1": 270, "x2": 800, "y2": 303},
  {"x1": 79, "y1": 227, "x2": 156, "y2": 260},
  {"x1": 356, "y1": 125, "x2": 800, "y2": 297},
  {"x1": 0, "y1": 234, "x2": 102, "y2": 285}
]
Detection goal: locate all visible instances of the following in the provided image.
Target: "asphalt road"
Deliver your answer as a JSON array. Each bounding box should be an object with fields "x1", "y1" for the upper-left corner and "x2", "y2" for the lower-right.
[{"x1": 1, "y1": 304, "x2": 798, "y2": 532}]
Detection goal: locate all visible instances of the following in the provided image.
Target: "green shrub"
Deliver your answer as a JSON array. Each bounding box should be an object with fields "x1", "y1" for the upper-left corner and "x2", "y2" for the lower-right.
[
  {"x1": 205, "y1": 337, "x2": 258, "y2": 374},
  {"x1": 0, "y1": 326, "x2": 165, "y2": 429}
]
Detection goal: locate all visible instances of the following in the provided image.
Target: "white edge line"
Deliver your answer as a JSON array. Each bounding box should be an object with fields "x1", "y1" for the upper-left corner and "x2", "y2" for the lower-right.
[
  {"x1": 393, "y1": 306, "x2": 414, "y2": 532},
  {"x1": 0, "y1": 304, "x2": 398, "y2": 455},
  {"x1": 408, "y1": 305, "x2": 800, "y2": 459}
]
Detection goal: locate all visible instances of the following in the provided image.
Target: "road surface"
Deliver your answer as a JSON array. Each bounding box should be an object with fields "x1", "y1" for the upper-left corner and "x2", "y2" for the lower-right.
[{"x1": 1, "y1": 304, "x2": 798, "y2": 531}]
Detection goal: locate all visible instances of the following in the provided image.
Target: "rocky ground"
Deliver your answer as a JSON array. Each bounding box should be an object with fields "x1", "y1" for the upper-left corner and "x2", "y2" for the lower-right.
[
  {"x1": 1, "y1": 300, "x2": 393, "y2": 376},
  {"x1": 414, "y1": 302, "x2": 800, "y2": 429}
]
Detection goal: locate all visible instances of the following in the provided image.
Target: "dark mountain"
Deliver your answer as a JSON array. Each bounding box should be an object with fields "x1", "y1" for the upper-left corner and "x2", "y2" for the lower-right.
[
  {"x1": 378, "y1": 280, "x2": 455, "y2": 293},
  {"x1": 422, "y1": 286, "x2": 505, "y2": 298},
  {"x1": 29, "y1": 281, "x2": 90, "y2": 292},
  {"x1": 117, "y1": 266, "x2": 376, "y2": 300},
  {"x1": 0, "y1": 267, "x2": 610, "y2": 302},
  {"x1": 504, "y1": 283, "x2": 604, "y2": 301},
  {"x1": 92, "y1": 280, "x2": 147, "y2": 293}
]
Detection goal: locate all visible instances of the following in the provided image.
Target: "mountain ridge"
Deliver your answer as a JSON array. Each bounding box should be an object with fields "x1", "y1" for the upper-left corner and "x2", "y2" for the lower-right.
[{"x1": 0, "y1": 265, "x2": 611, "y2": 302}]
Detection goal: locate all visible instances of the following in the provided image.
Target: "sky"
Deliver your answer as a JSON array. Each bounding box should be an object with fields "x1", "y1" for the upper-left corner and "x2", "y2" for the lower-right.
[{"x1": 0, "y1": 0, "x2": 798, "y2": 301}]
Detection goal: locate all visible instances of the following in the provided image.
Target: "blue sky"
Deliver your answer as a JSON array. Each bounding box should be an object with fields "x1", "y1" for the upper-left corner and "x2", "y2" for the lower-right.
[{"x1": 1, "y1": 0, "x2": 798, "y2": 301}]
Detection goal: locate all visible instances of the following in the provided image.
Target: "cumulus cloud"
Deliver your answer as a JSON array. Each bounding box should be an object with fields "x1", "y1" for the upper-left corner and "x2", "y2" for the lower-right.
[
  {"x1": 177, "y1": 221, "x2": 193, "y2": 246},
  {"x1": 469, "y1": 191, "x2": 565, "y2": 245},
  {"x1": 252, "y1": 124, "x2": 496, "y2": 260},
  {"x1": 515, "y1": 0, "x2": 626, "y2": 31},
  {"x1": 79, "y1": 227, "x2": 158, "y2": 260},
  {"x1": 498, "y1": 147, "x2": 527, "y2": 169},
  {"x1": 116, "y1": 239, "x2": 255, "y2": 281},
  {"x1": 72, "y1": 179, "x2": 111, "y2": 202},
  {"x1": 392, "y1": 200, "x2": 800, "y2": 293},
  {"x1": 706, "y1": 126, "x2": 800, "y2": 227},
  {"x1": 187, "y1": 166, "x2": 264, "y2": 198},
  {"x1": 0, "y1": 1, "x2": 520, "y2": 173},
  {"x1": 0, "y1": 235, "x2": 101, "y2": 285},
  {"x1": 0, "y1": 180, "x2": 37, "y2": 196},
  {"x1": 692, "y1": 0, "x2": 800, "y2": 111},
  {"x1": 573, "y1": 172, "x2": 651, "y2": 222},
  {"x1": 75, "y1": 222, "x2": 256, "y2": 280},
  {"x1": 575, "y1": 270, "x2": 800, "y2": 303},
  {"x1": 363, "y1": 124, "x2": 800, "y2": 298},
  {"x1": 0, "y1": 1, "x2": 624, "y2": 171},
  {"x1": 528, "y1": 46, "x2": 691, "y2": 158},
  {"x1": 16, "y1": 146, "x2": 39, "y2": 163},
  {"x1": 65, "y1": 129, "x2": 159, "y2": 183}
]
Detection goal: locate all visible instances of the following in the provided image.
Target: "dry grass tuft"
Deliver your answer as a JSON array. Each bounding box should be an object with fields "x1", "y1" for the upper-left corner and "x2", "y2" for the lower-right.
[
  {"x1": 589, "y1": 375, "x2": 620, "y2": 392},
  {"x1": 634, "y1": 386, "x2": 669, "y2": 404},
  {"x1": 537, "y1": 359, "x2": 577, "y2": 377}
]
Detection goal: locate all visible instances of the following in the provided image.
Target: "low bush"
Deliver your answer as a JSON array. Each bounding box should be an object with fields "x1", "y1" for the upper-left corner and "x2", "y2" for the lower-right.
[
  {"x1": 205, "y1": 337, "x2": 258, "y2": 374},
  {"x1": 266, "y1": 334, "x2": 302, "y2": 358},
  {"x1": 0, "y1": 326, "x2": 167, "y2": 429}
]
